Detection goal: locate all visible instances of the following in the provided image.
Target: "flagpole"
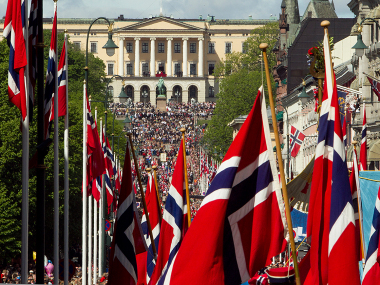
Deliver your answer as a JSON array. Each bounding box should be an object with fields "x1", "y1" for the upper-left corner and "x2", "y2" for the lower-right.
[
  {"x1": 52, "y1": 1, "x2": 59, "y2": 283},
  {"x1": 152, "y1": 165, "x2": 163, "y2": 223},
  {"x1": 63, "y1": 30, "x2": 70, "y2": 285},
  {"x1": 82, "y1": 80, "x2": 88, "y2": 285},
  {"x1": 98, "y1": 118, "x2": 103, "y2": 278},
  {"x1": 127, "y1": 133, "x2": 157, "y2": 256},
  {"x1": 93, "y1": 109, "x2": 98, "y2": 285},
  {"x1": 259, "y1": 43, "x2": 301, "y2": 285},
  {"x1": 180, "y1": 128, "x2": 192, "y2": 227},
  {"x1": 22, "y1": 0, "x2": 30, "y2": 281},
  {"x1": 353, "y1": 141, "x2": 366, "y2": 266}
]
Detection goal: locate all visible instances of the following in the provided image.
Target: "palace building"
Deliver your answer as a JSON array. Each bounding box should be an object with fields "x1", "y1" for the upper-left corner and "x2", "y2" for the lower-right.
[{"x1": 0, "y1": 15, "x2": 276, "y2": 104}]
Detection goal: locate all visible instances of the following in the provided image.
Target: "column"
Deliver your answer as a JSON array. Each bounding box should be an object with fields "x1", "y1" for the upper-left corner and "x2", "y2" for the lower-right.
[
  {"x1": 198, "y1": 38, "x2": 204, "y2": 77},
  {"x1": 150, "y1": 37, "x2": 156, "y2": 77},
  {"x1": 134, "y1": 37, "x2": 140, "y2": 76},
  {"x1": 119, "y1": 37, "x2": 124, "y2": 76},
  {"x1": 167, "y1": 38, "x2": 173, "y2": 76},
  {"x1": 183, "y1": 37, "x2": 188, "y2": 77}
]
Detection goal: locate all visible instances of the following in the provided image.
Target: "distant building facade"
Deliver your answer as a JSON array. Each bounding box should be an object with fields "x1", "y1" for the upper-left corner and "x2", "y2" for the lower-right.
[{"x1": 0, "y1": 15, "x2": 276, "y2": 104}]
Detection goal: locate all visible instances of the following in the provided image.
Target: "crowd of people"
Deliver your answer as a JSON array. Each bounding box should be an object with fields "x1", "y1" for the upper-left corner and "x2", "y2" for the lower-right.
[{"x1": 122, "y1": 101, "x2": 216, "y2": 218}]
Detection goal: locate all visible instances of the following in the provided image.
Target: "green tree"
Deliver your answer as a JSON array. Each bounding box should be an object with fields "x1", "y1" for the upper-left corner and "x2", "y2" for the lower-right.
[
  {"x1": 0, "y1": 30, "x2": 126, "y2": 264},
  {"x1": 203, "y1": 22, "x2": 278, "y2": 155}
]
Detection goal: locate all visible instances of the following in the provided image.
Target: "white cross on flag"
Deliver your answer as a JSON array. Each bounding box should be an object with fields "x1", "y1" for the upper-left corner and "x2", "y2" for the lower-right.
[{"x1": 290, "y1": 126, "x2": 305, "y2": 157}]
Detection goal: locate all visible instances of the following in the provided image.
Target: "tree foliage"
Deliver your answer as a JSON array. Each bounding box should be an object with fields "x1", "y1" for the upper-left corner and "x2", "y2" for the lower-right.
[
  {"x1": 0, "y1": 30, "x2": 126, "y2": 264},
  {"x1": 203, "y1": 22, "x2": 278, "y2": 155}
]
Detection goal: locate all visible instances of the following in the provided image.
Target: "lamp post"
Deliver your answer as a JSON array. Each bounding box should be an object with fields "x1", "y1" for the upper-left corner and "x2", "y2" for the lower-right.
[{"x1": 83, "y1": 17, "x2": 118, "y2": 284}]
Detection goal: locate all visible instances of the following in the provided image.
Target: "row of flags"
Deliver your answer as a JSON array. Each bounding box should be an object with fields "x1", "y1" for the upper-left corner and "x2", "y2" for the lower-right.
[{"x1": 106, "y1": 25, "x2": 380, "y2": 285}]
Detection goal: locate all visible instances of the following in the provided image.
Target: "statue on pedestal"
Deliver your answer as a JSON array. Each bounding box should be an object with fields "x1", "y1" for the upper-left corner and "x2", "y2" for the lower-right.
[{"x1": 157, "y1": 77, "x2": 166, "y2": 98}]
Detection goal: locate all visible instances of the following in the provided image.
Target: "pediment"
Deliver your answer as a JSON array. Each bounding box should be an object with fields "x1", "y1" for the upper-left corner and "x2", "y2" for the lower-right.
[{"x1": 119, "y1": 17, "x2": 204, "y2": 31}]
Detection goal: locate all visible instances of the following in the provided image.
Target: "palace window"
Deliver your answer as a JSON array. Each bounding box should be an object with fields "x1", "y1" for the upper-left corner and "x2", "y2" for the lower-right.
[
  {"x1": 208, "y1": 63, "x2": 215, "y2": 75},
  {"x1": 126, "y1": 42, "x2": 133, "y2": 53},
  {"x1": 142, "y1": 62, "x2": 149, "y2": 75},
  {"x1": 107, "y1": 63, "x2": 114, "y2": 75},
  {"x1": 174, "y1": 63, "x2": 181, "y2": 76},
  {"x1": 174, "y1": 43, "x2": 181, "y2": 53},
  {"x1": 208, "y1": 42, "x2": 215, "y2": 54},
  {"x1": 158, "y1": 42, "x2": 165, "y2": 53},
  {"x1": 242, "y1": 42, "x2": 248, "y2": 54},
  {"x1": 190, "y1": 43, "x2": 196, "y2": 53},
  {"x1": 208, "y1": 86, "x2": 215, "y2": 97},
  {"x1": 126, "y1": 62, "x2": 133, "y2": 75},
  {"x1": 73, "y1": 42, "x2": 81, "y2": 49},
  {"x1": 90, "y1": 42, "x2": 97, "y2": 53},
  {"x1": 190, "y1": 63, "x2": 197, "y2": 75},
  {"x1": 142, "y1": 43, "x2": 148, "y2": 53},
  {"x1": 225, "y1": 42, "x2": 232, "y2": 54}
]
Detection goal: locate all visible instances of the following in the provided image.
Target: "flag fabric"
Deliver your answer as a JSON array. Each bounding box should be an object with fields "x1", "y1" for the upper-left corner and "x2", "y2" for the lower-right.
[
  {"x1": 360, "y1": 103, "x2": 367, "y2": 171},
  {"x1": 86, "y1": 93, "x2": 105, "y2": 183},
  {"x1": 290, "y1": 126, "x2": 305, "y2": 157},
  {"x1": 92, "y1": 176, "x2": 102, "y2": 203},
  {"x1": 138, "y1": 172, "x2": 161, "y2": 284},
  {"x1": 44, "y1": 7, "x2": 57, "y2": 139},
  {"x1": 304, "y1": 32, "x2": 360, "y2": 285},
  {"x1": 349, "y1": 148, "x2": 364, "y2": 262},
  {"x1": 108, "y1": 143, "x2": 147, "y2": 285},
  {"x1": 367, "y1": 76, "x2": 380, "y2": 101},
  {"x1": 28, "y1": 0, "x2": 38, "y2": 119},
  {"x1": 337, "y1": 90, "x2": 346, "y2": 127},
  {"x1": 362, "y1": 185, "x2": 380, "y2": 285},
  {"x1": 159, "y1": 86, "x2": 287, "y2": 285},
  {"x1": 102, "y1": 127, "x2": 114, "y2": 213},
  {"x1": 148, "y1": 138, "x2": 189, "y2": 285},
  {"x1": 3, "y1": 0, "x2": 28, "y2": 120},
  {"x1": 342, "y1": 116, "x2": 347, "y2": 149},
  {"x1": 56, "y1": 38, "x2": 67, "y2": 117}
]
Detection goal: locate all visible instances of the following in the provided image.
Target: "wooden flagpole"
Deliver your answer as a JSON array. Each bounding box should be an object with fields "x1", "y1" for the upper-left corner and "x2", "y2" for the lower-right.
[
  {"x1": 152, "y1": 165, "x2": 163, "y2": 223},
  {"x1": 259, "y1": 43, "x2": 301, "y2": 285},
  {"x1": 127, "y1": 133, "x2": 157, "y2": 256},
  {"x1": 353, "y1": 141, "x2": 366, "y2": 267},
  {"x1": 180, "y1": 128, "x2": 192, "y2": 227}
]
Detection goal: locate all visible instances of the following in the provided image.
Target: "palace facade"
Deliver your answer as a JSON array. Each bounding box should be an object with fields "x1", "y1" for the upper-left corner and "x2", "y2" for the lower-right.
[{"x1": 0, "y1": 15, "x2": 276, "y2": 104}]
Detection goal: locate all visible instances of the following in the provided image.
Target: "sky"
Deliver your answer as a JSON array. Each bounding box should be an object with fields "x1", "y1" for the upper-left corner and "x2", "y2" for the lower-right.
[{"x1": 0, "y1": 0, "x2": 355, "y2": 21}]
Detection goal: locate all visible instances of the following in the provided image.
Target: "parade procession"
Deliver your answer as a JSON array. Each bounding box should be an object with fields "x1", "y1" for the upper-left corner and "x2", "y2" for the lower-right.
[{"x1": 2, "y1": 0, "x2": 380, "y2": 284}]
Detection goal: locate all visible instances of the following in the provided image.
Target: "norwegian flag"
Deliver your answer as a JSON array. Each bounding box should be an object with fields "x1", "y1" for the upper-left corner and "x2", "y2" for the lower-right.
[
  {"x1": 55, "y1": 37, "x2": 67, "y2": 118},
  {"x1": 149, "y1": 138, "x2": 189, "y2": 285},
  {"x1": 290, "y1": 126, "x2": 305, "y2": 157},
  {"x1": 360, "y1": 103, "x2": 367, "y2": 171},
  {"x1": 304, "y1": 32, "x2": 360, "y2": 285},
  {"x1": 138, "y1": 172, "x2": 161, "y2": 284},
  {"x1": 3, "y1": 0, "x2": 28, "y2": 120},
  {"x1": 159, "y1": 87, "x2": 287, "y2": 285},
  {"x1": 86, "y1": 93, "x2": 105, "y2": 184},
  {"x1": 362, "y1": 185, "x2": 380, "y2": 285},
  {"x1": 92, "y1": 176, "x2": 102, "y2": 203},
  {"x1": 44, "y1": 7, "x2": 57, "y2": 139},
  {"x1": 102, "y1": 127, "x2": 114, "y2": 213},
  {"x1": 108, "y1": 143, "x2": 147, "y2": 285},
  {"x1": 349, "y1": 148, "x2": 365, "y2": 262},
  {"x1": 367, "y1": 76, "x2": 380, "y2": 101},
  {"x1": 28, "y1": 0, "x2": 38, "y2": 119}
]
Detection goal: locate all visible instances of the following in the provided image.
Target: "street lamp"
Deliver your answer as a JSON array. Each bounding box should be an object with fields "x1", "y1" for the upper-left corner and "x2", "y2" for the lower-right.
[
  {"x1": 298, "y1": 79, "x2": 311, "y2": 104},
  {"x1": 351, "y1": 17, "x2": 380, "y2": 57},
  {"x1": 84, "y1": 19, "x2": 118, "y2": 280}
]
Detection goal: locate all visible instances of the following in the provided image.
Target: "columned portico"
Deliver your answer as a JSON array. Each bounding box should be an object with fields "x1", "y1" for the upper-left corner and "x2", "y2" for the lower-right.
[
  {"x1": 167, "y1": 38, "x2": 173, "y2": 76},
  {"x1": 119, "y1": 37, "x2": 124, "y2": 75},
  {"x1": 182, "y1": 37, "x2": 188, "y2": 77},
  {"x1": 150, "y1": 38, "x2": 156, "y2": 77},
  {"x1": 134, "y1": 37, "x2": 140, "y2": 76},
  {"x1": 198, "y1": 38, "x2": 204, "y2": 77}
]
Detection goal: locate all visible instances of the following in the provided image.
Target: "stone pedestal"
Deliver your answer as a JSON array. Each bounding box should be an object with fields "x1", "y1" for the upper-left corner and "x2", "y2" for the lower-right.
[{"x1": 156, "y1": 96, "x2": 167, "y2": 112}]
